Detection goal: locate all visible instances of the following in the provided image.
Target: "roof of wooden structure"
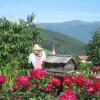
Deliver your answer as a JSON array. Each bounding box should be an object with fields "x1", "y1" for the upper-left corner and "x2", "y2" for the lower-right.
[
  {"x1": 78, "y1": 55, "x2": 89, "y2": 61},
  {"x1": 45, "y1": 55, "x2": 74, "y2": 64}
]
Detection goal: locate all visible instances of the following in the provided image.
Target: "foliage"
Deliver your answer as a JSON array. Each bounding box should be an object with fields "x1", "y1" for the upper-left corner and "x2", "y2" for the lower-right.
[
  {"x1": 77, "y1": 62, "x2": 92, "y2": 71},
  {"x1": 0, "y1": 14, "x2": 41, "y2": 67},
  {"x1": 85, "y1": 31, "x2": 100, "y2": 65}
]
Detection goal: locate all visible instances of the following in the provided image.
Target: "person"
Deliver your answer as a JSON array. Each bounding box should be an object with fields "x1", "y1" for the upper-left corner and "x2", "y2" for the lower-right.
[{"x1": 28, "y1": 44, "x2": 46, "y2": 69}]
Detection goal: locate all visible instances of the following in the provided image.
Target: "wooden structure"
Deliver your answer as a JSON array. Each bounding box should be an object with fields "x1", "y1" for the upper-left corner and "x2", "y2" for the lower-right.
[
  {"x1": 78, "y1": 55, "x2": 92, "y2": 63},
  {"x1": 44, "y1": 55, "x2": 76, "y2": 76}
]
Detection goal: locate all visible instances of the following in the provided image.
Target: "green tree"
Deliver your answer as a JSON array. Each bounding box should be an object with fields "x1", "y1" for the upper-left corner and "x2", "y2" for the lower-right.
[
  {"x1": 0, "y1": 14, "x2": 41, "y2": 67},
  {"x1": 85, "y1": 31, "x2": 100, "y2": 65}
]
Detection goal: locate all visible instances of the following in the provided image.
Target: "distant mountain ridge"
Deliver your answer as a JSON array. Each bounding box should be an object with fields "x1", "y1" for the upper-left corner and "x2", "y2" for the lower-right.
[{"x1": 39, "y1": 20, "x2": 100, "y2": 43}]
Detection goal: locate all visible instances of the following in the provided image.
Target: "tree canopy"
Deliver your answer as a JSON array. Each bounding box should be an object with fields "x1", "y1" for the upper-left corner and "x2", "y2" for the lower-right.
[
  {"x1": 0, "y1": 14, "x2": 41, "y2": 67},
  {"x1": 85, "y1": 31, "x2": 100, "y2": 65}
]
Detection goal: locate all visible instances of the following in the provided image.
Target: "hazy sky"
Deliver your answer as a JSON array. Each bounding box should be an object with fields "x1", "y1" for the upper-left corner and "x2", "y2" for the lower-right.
[{"x1": 0, "y1": 0, "x2": 100, "y2": 23}]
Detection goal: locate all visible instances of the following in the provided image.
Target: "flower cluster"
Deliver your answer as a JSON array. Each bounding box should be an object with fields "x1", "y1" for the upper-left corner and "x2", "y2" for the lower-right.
[
  {"x1": 86, "y1": 80, "x2": 94, "y2": 94},
  {"x1": 0, "y1": 75, "x2": 6, "y2": 85},
  {"x1": 49, "y1": 77, "x2": 61, "y2": 88},
  {"x1": 42, "y1": 83, "x2": 53, "y2": 93},
  {"x1": 90, "y1": 66, "x2": 99, "y2": 71},
  {"x1": 93, "y1": 81, "x2": 100, "y2": 91},
  {"x1": 86, "y1": 79, "x2": 100, "y2": 95},
  {"x1": 59, "y1": 89, "x2": 77, "y2": 100},
  {"x1": 15, "y1": 76, "x2": 29, "y2": 90},
  {"x1": 29, "y1": 69, "x2": 46, "y2": 79},
  {"x1": 73, "y1": 75, "x2": 86, "y2": 88},
  {"x1": 43, "y1": 77, "x2": 61, "y2": 93},
  {"x1": 63, "y1": 75, "x2": 73, "y2": 87}
]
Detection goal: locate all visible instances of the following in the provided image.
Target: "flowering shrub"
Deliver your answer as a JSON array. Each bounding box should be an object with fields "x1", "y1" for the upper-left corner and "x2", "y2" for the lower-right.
[{"x1": 0, "y1": 67, "x2": 100, "y2": 99}]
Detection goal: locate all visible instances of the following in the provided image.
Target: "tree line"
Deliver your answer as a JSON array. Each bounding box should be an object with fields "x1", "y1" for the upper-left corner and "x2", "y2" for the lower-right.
[{"x1": 0, "y1": 13, "x2": 41, "y2": 67}]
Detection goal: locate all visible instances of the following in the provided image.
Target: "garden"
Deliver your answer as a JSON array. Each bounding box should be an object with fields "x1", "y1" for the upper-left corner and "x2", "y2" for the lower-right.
[
  {"x1": 0, "y1": 14, "x2": 100, "y2": 100},
  {"x1": 0, "y1": 64, "x2": 100, "y2": 100}
]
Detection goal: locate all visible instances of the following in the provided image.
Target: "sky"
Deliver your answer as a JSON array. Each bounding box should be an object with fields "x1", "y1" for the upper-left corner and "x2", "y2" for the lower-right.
[{"x1": 0, "y1": 0, "x2": 100, "y2": 23}]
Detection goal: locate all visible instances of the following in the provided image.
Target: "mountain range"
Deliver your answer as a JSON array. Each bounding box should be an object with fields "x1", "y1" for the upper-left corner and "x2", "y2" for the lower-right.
[{"x1": 39, "y1": 20, "x2": 100, "y2": 43}]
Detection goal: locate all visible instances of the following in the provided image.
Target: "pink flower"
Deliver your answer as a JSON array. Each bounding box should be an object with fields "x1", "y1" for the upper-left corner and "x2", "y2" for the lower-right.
[
  {"x1": 94, "y1": 91, "x2": 99, "y2": 96},
  {"x1": 73, "y1": 75, "x2": 86, "y2": 88},
  {"x1": 15, "y1": 76, "x2": 29, "y2": 90},
  {"x1": 0, "y1": 75, "x2": 6, "y2": 85},
  {"x1": 86, "y1": 80, "x2": 96, "y2": 94},
  {"x1": 29, "y1": 69, "x2": 46, "y2": 79},
  {"x1": 12, "y1": 85, "x2": 19, "y2": 92},
  {"x1": 58, "y1": 89, "x2": 77, "y2": 100},
  {"x1": 96, "y1": 76, "x2": 100, "y2": 79},
  {"x1": 42, "y1": 83, "x2": 53, "y2": 93},
  {"x1": 90, "y1": 74, "x2": 96, "y2": 79},
  {"x1": 87, "y1": 87, "x2": 94, "y2": 94},
  {"x1": 63, "y1": 75, "x2": 73, "y2": 87},
  {"x1": 49, "y1": 77, "x2": 61, "y2": 88},
  {"x1": 86, "y1": 80, "x2": 94, "y2": 87}
]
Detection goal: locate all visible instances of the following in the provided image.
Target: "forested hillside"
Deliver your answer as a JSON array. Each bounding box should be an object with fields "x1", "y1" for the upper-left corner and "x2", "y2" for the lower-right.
[
  {"x1": 40, "y1": 20, "x2": 100, "y2": 43},
  {"x1": 40, "y1": 29, "x2": 85, "y2": 55}
]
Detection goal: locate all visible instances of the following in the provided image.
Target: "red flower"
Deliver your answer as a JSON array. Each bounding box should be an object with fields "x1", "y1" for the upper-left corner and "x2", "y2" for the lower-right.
[
  {"x1": 73, "y1": 75, "x2": 86, "y2": 88},
  {"x1": 58, "y1": 89, "x2": 77, "y2": 100},
  {"x1": 42, "y1": 83, "x2": 53, "y2": 93},
  {"x1": 49, "y1": 77, "x2": 61, "y2": 88},
  {"x1": 91, "y1": 66, "x2": 99, "y2": 71},
  {"x1": 29, "y1": 69, "x2": 46, "y2": 79},
  {"x1": 63, "y1": 75, "x2": 73, "y2": 86},
  {"x1": 93, "y1": 81, "x2": 100, "y2": 91},
  {"x1": 0, "y1": 75, "x2": 6, "y2": 85},
  {"x1": 15, "y1": 76, "x2": 29, "y2": 90}
]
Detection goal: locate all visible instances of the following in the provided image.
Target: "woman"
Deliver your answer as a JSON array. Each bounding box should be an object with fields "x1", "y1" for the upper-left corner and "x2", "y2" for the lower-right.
[{"x1": 28, "y1": 44, "x2": 46, "y2": 69}]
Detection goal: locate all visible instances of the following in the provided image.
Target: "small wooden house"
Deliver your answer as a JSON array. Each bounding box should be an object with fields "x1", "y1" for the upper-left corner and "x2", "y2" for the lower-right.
[{"x1": 44, "y1": 55, "x2": 76, "y2": 76}]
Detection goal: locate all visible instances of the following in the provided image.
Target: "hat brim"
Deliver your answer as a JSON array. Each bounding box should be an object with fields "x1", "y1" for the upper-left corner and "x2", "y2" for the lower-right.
[{"x1": 33, "y1": 48, "x2": 43, "y2": 51}]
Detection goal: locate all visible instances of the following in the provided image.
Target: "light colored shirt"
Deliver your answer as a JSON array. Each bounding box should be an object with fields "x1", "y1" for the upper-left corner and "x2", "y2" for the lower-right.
[{"x1": 28, "y1": 51, "x2": 46, "y2": 69}]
